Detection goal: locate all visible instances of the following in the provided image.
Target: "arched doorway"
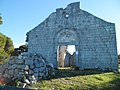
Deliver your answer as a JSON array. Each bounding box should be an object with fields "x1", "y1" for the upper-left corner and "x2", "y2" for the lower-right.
[{"x1": 54, "y1": 29, "x2": 79, "y2": 68}]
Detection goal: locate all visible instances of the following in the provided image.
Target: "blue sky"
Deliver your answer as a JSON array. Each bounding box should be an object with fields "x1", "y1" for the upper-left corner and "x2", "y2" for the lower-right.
[{"x1": 0, "y1": 0, "x2": 120, "y2": 54}]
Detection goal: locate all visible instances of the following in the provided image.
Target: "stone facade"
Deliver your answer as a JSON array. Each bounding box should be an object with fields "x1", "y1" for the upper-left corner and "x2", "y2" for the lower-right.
[{"x1": 27, "y1": 2, "x2": 118, "y2": 71}]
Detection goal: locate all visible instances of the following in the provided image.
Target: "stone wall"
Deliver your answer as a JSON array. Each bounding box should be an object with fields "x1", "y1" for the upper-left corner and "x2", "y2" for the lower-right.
[
  {"x1": 64, "y1": 52, "x2": 75, "y2": 67},
  {"x1": 58, "y1": 46, "x2": 67, "y2": 67},
  {"x1": 0, "y1": 52, "x2": 55, "y2": 86},
  {"x1": 27, "y1": 2, "x2": 118, "y2": 71}
]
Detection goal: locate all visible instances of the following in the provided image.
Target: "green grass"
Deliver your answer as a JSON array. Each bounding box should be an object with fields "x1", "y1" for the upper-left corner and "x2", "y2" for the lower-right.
[
  {"x1": 119, "y1": 65, "x2": 120, "y2": 69},
  {"x1": 29, "y1": 67, "x2": 120, "y2": 90}
]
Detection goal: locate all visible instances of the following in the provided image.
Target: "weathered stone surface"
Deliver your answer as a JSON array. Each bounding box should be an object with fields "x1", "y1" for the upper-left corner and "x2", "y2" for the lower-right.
[
  {"x1": 9, "y1": 69, "x2": 14, "y2": 75},
  {"x1": 0, "y1": 53, "x2": 55, "y2": 87},
  {"x1": 24, "y1": 79, "x2": 30, "y2": 84},
  {"x1": 10, "y1": 56, "x2": 17, "y2": 60},
  {"x1": 29, "y1": 69, "x2": 34, "y2": 75},
  {"x1": 16, "y1": 59, "x2": 24, "y2": 64},
  {"x1": 19, "y1": 72, "x2": 24, "y2": 75},
  {"x1": 18, "y1": 55, "x2": 23, "y2": 60},
  {"x1": 34, "y1": 60, "x2": 38, "y2": 65},
  {"x1": 34, "y1": 73, "x2": 39, "y2": 77},
  {"x1": 0, "y1": 73, "x2": 2, "y2": 78},
  {"x1": 27, "y1": 2, "x2": 118, "y2": 71},
  {"x1": 24, "y1": 71, "x2": 29, "y2": 75},
  {"x1": 35, "y1": 63, "x2": 40, "y2": 68},
  {"x1": 17, "y1": 65, "x2": 25, "y2": 69},
  {"x1": 39, "y1": 72, "x2": 44, "y2": 77},
  {"x1": 9, "y1": 64, "x2": 17, "y2": 69},
  {"x1": 33, "y1": 68, "x2": 39, "y2": 73},
  {"x1": 29, "y1": 75, "x2": 36, "y2": 81},
  {"x1": 24, "y1": 65, "x2": 29, "y2": 70},
  {"x1": 3, "y1": 73, "x2": 9, "y2": 78},
  {"x1": 14, "y1": 69, "x2": 18, "y2": 74},
  {"x1": 25, "y1": 60, "x2": 33, "y2": 65},
  {"x1": 8, "y1": 59, "x2": 15, "y2": 65},
  {"x1": 29, "y1": 64, "x2": 34, "y2": 69},
  {"x1": 17, "y1": 74, "x2": 23, "y2": 78},
  {"x1": 39, "y1": 67, "x2": 44, "y2": 72}
]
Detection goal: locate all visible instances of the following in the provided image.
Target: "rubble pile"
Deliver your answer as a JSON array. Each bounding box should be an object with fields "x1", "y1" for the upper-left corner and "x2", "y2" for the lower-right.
[{"x1": 0, "y1": 53, "x2": 55, "y2": 87}]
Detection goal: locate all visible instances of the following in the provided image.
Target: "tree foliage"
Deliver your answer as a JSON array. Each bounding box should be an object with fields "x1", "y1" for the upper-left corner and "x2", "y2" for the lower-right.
[
  {"x1": 0, "y1": 33, "x2": 14, "y2": 64},
  {"x1": 118, "y1": 54, "x2": 120, "y2": 64},
  {"x1": 11, "y1": 44, "x2": 28, "y2": 56},
  {"x1": 118, "y1": 54, "x2": 120, "y2": 59},
  {"x1": 0, "y1": 16, "x2": 2, "y2": 25}
]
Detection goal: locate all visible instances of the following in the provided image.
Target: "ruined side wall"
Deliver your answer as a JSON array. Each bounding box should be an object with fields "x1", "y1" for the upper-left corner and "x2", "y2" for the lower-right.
[{"x1": 0, "y1": 53, "x2": 55, "y2": 85}]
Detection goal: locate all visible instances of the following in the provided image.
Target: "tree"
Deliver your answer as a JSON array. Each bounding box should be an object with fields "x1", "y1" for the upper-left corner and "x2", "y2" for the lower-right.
[
  {"x1": 118, "y1": 54, "x2": 120, "y2": 64},
  {"x1": 11, "y1": 44, "x2": 28, "y2": 56},
  {"x1": 0, "y1": 33, "x2": 14, "y2": 64},
  {"x1": 118, "y1": 54, "x2": 120, "y2": 59},
  {"x1": 0, "y1": 15, "x2": 3, "y2": 25}
]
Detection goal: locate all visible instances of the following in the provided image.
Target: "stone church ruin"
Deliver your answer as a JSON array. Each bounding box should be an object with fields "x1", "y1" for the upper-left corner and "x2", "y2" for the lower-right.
[
  {"x1": 0, "y1": 2, "x2": 118, "y2": 87},
  {"x1": 27, "y1": 2, "x2": 118, "y2": 71}
]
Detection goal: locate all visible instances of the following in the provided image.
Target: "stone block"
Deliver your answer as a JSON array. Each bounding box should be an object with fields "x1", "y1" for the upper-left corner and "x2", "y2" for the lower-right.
[
  {"x1": 29, "y1": 64, "x2": 34, "y2": 69},
  {"x1": 45, "y1": 70, "x2": 48, "y2": 76},
  {"x1": 9, "y1": 64, "x2": 17, "y2": 69},
  {"x1": 35, "y1": 63, "x2": 40, "y2": 68},
  {"x1": 24, "y1": 71, "x2": 29, "y2": 75},
  {"x1": 2, "y1": 62, "x2": 9, "y2": 70},
  {"x1": 34, "y1": 59, "x2": 38, "y2": 65},
  {"x1": 3, "y1": 74, "x2": 9, "y2": 78},
  {"x1": 16, "y1": 59, "x2": 24, "y2": 64},
  {"x1": 4, "y1": 69, "x2": 9, "y2": 74},
  {"x1": 39, "y1": 67, "x2": 44, "y2": 73},
  {"x1": 9, "y1": 69, "x2": 14, "y2": 75},
  {"x1": 14, "y1": 69, "x2": 18, "y2": 74},
  {"x1": 0, "y1": 73, "x2": 2, "y2": 78},
  {"x1": 34, "y1": 73, "x2": 39, "y2": 77},
  {"x1": 18, "y1": 55, "x2": 23, "y2": 59},
  {"x1": 29, "y1": 75, "x2": 36, "y2": 81},
  {"x1": 19, "y1": 72, "x2": 24, "y2": 75},
  {"x1": 10, "y1": 56, "x2": 17, "y2": 60},
  {"x1": 33, "y1": 68, "x2": 39, "y2": 73},
  {"x1": 39, "y1": 72, "x2": 44, "y2": 77},
  {"x1": 29, "y1": 70, "x2": 34, "y2": 75},
  {"x1": 17, "y1": 65, "x2": 29, "y2": 70},
  {"x1": 25, "y1": 60, "x2": 33, "y2": 65},
  {"x1": 17, "y1": 65, "x2": 24, "y2": 69},
  {"x1": 39, "y1": 62, "x2": 44, "y2": 67},
  {"x1": 24, "y1": 65, "x2": 29, "y2": 70},
  {"x1": 24, "y1": 79, "x2": 30, "y2": 84}
]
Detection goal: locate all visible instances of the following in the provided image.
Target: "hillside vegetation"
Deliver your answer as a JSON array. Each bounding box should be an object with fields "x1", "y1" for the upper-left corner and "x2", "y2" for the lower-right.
[{"x1": 0, "y1": 33, "x2": 14, "y2": 64}]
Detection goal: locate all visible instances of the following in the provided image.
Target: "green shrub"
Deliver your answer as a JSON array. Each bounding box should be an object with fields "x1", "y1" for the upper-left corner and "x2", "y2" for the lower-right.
[{"x1": 0, "y1": 33, "x2": 14, "y2": 64}]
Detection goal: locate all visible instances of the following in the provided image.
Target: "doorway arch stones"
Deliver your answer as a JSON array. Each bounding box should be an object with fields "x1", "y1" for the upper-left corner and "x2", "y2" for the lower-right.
[{"x1": 53, "y1": 28, "x2": 80, "y2": 68}]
